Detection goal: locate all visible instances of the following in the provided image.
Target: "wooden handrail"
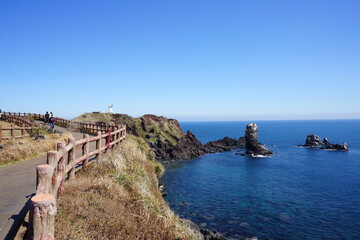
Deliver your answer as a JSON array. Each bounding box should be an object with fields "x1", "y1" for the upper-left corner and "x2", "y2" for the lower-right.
[
  {"x1": 0, "y1": 124, "x2": 37, "y2": 142},
  {"x1": 25, "y1": 112, "x2": 127, "y2": 240},
  {"x1": 1, "y1": 111, "x2": 126, "y2": 137}
]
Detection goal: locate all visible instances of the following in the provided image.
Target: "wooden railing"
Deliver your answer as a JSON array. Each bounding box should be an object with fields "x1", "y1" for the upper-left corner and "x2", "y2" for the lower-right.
[
  {"x1": 2, "y1": 112, "x2": 72, "y2": 127},
  {"x1": 0, "y1": 114, "x2": 42, "y2": 142},
  {"x1": 72, "y1": 121, "x2": 118, "y2": 135},
  {"x1": 29, "y1": 126, "x2": 126, "y2": 239},
  {"x1": 1, "y1": 114, "x2": 40, "y2": 127},
  {"x1": 1, "y1": 112, "x2": 119, "y2": 132},
  {"x1": 0, "y1": 125, "x2": 34, "y2": 142},
  {"x1": 1, "y1": 112, "x2": 42, "y2": 118},
  {"x1": 1, "y1": 111, "x2": 127, "y2": 239}
]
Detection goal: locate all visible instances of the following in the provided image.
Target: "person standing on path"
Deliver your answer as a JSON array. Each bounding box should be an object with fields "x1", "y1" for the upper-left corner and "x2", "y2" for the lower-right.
[
  {"x1": 49, "y1": 113, "x2": 55, "y2": 129},
  {"x1": 44, "y1": 111, "x2": 50, "y2": 123}
]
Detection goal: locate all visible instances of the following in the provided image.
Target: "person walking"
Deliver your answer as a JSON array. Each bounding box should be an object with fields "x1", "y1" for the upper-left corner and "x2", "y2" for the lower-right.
[
  {"x1": 49, "y1": 113, "x2": 55, "y2": 129},
  {"x1": 44, "y1": 111, "x2": 50, "y2": 123}
]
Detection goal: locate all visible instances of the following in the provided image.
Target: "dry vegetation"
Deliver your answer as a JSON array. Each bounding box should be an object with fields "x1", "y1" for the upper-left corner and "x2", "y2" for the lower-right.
[
  {"x1": 0, "y1": 132, "x2": 72, "y2": 167},
  {"x1": 55, "y1": 136, "x2": 201, "y2": 240}
]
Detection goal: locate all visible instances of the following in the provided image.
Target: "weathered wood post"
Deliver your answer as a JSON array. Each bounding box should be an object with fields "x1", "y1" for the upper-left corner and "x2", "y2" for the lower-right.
[
  {"x1": 105, "y1": 129, "x2": 111, "y2": 153},
  {"x1": 0, "y1": 125, "x2": 2, "y2": 143},
  {"x1": 117, "y1": 129, "x2": 121, "y2": 144},
  {"x1": 96, "y1": 132, "x2": 101, "y2": 161},
  {"x1": 57, "y1": 142, "x2": 66, "y2": 195},
  {"x1": 29, "y1": 194, "x2": 56, "y2": 240},
  {"x1": 11, "y1": 124, "x2": 14, "y2": 140},
  {"x1": 36, "y1": 164, "x2": 55, "y2": 195},
  {"x1": 82, "y1": 134, "x2": 90, "y2": 170},
  {"x1": 21, "y1": 126, "x2": 25, "y2": 138},
  {"x1": 68, "y1": 137, "x2": 76, "y2": 180},
  {"x1": 47, "y1": 151, "x2": 58, "y2": 167}
]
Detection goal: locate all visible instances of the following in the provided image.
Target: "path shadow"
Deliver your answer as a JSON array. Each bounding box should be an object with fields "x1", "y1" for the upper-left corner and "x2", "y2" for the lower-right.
[{"x1": 4, "y1": 193, "x2": 34, "y2": 240}]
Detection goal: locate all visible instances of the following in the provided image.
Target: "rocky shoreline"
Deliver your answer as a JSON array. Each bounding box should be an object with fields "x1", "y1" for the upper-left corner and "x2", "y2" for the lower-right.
[
  {"x1": 150, "y1": 131, "x2": 246, "y2": 160},
  {"x1": 181, "y1": 218, "x2": 258, "y2": 240}
]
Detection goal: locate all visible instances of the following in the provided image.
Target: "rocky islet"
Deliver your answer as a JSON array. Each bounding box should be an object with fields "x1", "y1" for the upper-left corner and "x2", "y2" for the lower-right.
[{"x1": 298, "y1": 134, "x2": 348, "y2": 151}]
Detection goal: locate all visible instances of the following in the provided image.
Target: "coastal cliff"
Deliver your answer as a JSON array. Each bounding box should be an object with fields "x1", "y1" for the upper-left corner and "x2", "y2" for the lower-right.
[
  {"x1": 65, "y1": 113, "x2": 246, "y2": 239},
  {"x1": 74, "y1": 113, "x2": 245, "y2": 160},
  {"x1": 54, "y1": 134, "x2": 238, "y2": 239}
]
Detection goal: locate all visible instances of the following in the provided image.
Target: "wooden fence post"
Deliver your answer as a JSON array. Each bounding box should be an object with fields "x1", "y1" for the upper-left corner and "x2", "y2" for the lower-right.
[
  {"x1": 68, "y1": 137, "x2": 76, "y2": 180},
  {"x1": 36, "y1": 164, "x2": 55, "y2": 195},
  {"x1": 0, "y1": 125, "x2": 2, "y2": 143},
  {"x1": 57, "y1": 142, "x2": 66, "y2": 195},
  {"x1": 117, "y1": 126, "x2": 121, "y2": 143},
  {"x1": 21, "y1": 126, "x2": 25, "y2": 138},
  {"x1": 47, "y1": 151, "x2": 58, "y2": 167},
  {"x1": 29, "y1": 194, "x2": 56, "y2": 240},
  {"x1": 105, "y1": 129, "x2": 111, "y2": 153},
  {"x1": 10, "y1": 125, "x2": 14, "y2": 140},
  {"x1": 82, "y1": 134, "x2": 89, "y2": 170},
  {"x1": 96, "y1": 132, "x2": 101, "y2": 160}
]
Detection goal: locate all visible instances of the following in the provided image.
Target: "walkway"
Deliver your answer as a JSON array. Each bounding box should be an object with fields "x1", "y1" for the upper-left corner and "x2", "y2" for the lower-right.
[{"x1": 0, "y1": 124, "x2": 87, "y2": 239}]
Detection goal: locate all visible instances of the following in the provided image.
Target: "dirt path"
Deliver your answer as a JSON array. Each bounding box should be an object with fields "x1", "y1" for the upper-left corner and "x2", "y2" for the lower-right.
[{"x1": 0, "y1": 123, "x2": 91, "y2": 239}]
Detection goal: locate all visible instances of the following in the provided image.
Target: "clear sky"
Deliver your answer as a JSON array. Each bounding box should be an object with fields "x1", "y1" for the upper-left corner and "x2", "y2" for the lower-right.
[{"x1": 1, "y1": 0, "x2": 359, "y2": 121}]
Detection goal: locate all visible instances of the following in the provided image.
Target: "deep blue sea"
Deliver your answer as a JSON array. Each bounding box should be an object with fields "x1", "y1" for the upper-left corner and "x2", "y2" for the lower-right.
[{"x1": 163, "y1": 120, "x2": 360, "y2": 240}]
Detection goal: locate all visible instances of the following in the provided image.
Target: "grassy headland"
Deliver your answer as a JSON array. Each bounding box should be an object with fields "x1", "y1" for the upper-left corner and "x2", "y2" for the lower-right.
[
  {"x1": 73, "y1": 113, "x2": 185, "y2": 147},
  {"x1": 55, "y1": 136, "x2": 201, "y2": 240}
]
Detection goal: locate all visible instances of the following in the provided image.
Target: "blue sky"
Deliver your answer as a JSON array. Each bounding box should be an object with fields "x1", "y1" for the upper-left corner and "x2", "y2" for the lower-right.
[{"x1": 0, "y1": 0, "x2": 359, "y2": 120}]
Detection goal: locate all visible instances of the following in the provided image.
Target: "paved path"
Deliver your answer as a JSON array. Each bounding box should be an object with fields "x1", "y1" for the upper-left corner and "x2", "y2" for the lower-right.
[{"x1": 0, "y1": 124, "x2": 86, "y2": 239}]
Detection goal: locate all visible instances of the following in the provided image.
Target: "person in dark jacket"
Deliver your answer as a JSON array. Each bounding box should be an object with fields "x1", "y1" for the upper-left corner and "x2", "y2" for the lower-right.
[
  {"x1": 44, "y1": 111, "x2": 50, "y2": 123},
  {"x1": 49, "y1": 113, "x2": 55, "y2": 129}
]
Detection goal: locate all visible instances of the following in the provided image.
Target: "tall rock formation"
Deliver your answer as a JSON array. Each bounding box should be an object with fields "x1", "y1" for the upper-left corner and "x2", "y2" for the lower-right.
[{"x1": 245, "y1": 123, "x2": 272, "y2": 156}]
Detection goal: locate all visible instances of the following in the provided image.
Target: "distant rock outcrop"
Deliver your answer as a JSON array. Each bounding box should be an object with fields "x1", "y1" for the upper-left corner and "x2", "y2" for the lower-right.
[
  {"x1": 323, "y1": 137, "x2": 330, "y2": 145},
  {"x1": 304, "y1": 134, "x2": 324, "y2": 147},
  {"x1": 245, "y1": 123, "x2": 272, "y2": 156},
  {"x1": 298, "y1": 134, "x2": 349, "y2": 151},
  {"x1": 110, "y1": 113, "x2": 246, "y2": 160},
  {"x1": 204, "y1": 136, "x2": 245, "y2": 153},
  {"x1": 164, "y1": 130, "x2": 207, "y2": 160},
  {"x1": 321, "y1": 142, "x2": 349, "y2": 151}
]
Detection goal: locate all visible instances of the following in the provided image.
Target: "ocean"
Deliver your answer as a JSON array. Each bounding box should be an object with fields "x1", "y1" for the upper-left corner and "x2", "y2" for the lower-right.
[{"x1": 163, "y1": 120, "x2": 360, "y2": 240}]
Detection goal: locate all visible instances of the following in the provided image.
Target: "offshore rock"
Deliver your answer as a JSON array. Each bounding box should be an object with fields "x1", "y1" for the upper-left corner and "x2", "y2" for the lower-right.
[
  {"x1": 298, "y1": 134, "x2": 349, "y2": 151},
  {"x1": 321, "y1": 142, "x2": 349, "y2": 151},
  {"x1": 204, "y1": 137, "x2": 245, "y2": 153},
  {"x1": 304, "y1": 134, "x2": 324, "y2": 147},
  {"x1": 245, "y1": 123, "x2": 272, "y2": 156},
  {"x1": 323, "y1": 137, "x2": 330, "y2": 145}
]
